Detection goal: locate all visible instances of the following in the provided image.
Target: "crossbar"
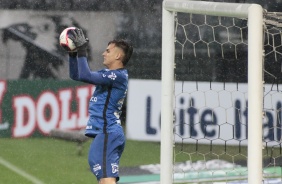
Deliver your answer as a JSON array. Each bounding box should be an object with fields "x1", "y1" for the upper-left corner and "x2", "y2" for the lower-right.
[{"x1": 164, "y1": 0, "x2": 253, "y2": 18}]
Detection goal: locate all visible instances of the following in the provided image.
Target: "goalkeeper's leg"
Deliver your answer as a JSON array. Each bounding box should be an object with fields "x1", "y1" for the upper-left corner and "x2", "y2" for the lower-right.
[{"x1": 88, "y1": 131, "x2": 125, "y2": 183}]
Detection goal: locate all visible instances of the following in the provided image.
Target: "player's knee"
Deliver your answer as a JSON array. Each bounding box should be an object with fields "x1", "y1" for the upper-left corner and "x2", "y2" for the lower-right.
[{"x1": 99, "y1": 177, "x2": 116, "y2": 184}]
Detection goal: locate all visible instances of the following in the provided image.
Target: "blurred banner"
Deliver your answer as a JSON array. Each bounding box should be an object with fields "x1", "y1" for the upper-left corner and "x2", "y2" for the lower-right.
[
  {"x1": 2, "y1": 78, "x2": 282, "y2": 145},
  {"x1": 126, "y1": 79, "x2": 282, "y2": 146},
  {"x1": 0, "y1": 80, "x2": 93, "y2": 138}
]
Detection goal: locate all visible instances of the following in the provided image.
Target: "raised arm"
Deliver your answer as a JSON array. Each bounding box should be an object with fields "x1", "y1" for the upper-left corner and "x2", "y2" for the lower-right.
[
  {"x1": 66, "y1": 28, "x2": 111, "y2": 85},
  {"x1": 68, "y1": 55, "x2": 79, "y2": 81},
  {"x1": 76, "y1": 56, "x2": 111, "y2": 85}
]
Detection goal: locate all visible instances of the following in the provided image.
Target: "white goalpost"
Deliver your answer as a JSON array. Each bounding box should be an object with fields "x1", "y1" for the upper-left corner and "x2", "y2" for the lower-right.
[{"x1": 161, "y1": 1, "x2": 264, "y2": 184}]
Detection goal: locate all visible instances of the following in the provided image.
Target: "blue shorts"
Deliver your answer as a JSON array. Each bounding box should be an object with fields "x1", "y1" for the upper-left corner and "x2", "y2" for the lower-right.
[{"x1": 88, "y1": 130, "x2": 125, "y2": 181}]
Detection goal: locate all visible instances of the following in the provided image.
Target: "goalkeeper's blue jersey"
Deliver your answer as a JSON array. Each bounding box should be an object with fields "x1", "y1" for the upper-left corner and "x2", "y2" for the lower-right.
[{"x1": 69, "y1": 57, "x2": 127, "y2": 137}]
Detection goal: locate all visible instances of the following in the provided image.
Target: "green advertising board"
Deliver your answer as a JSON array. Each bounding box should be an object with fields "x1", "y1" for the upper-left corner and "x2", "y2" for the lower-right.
[{"x1": 0, "y1": 80, "x2": 92, "y2": 138}]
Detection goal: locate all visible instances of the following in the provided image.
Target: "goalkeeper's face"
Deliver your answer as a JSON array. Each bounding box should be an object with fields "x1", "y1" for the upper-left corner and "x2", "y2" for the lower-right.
[{"x1": 102, "y1": 43, "x2": 125, "y2": 69}]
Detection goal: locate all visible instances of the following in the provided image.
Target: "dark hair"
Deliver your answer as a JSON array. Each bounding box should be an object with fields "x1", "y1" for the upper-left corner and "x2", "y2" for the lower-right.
[{"x1": 108, "y1": 39, "x2": 133, "y2": 66}]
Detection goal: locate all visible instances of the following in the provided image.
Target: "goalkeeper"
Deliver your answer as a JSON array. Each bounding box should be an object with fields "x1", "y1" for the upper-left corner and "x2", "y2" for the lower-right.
[{"x1": 66, "y1": 28, "x2": 133, "y2": 184}]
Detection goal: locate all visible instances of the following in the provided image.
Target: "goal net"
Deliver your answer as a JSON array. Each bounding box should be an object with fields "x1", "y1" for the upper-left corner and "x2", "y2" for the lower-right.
[{"x1": 161, "y1": 1, "x2": 282, "y2": 183}]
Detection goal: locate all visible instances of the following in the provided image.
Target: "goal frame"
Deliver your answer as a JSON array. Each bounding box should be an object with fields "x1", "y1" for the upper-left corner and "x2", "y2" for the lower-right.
[{"x1": 161, "y1": 1, "x2": 264, "y2": 184}]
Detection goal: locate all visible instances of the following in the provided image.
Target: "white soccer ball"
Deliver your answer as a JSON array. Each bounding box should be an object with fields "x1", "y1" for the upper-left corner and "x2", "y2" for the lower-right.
[{"x1": 59, "y1": 27, "x2": 77, "y2": 52}]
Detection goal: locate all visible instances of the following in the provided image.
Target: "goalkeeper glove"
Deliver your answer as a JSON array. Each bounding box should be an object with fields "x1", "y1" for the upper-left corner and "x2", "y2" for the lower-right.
[
  {"x1": 69, "y1": 28, "x2": 89, "y2": 57},
  {"x1": 68, "y1": 51, "x2": 77, "y2": 58}
]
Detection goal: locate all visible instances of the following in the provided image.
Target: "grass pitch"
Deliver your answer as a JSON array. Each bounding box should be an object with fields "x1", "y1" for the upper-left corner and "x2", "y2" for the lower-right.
[
  {"x1": 0, "y1": 137, "x2": 259, "y2": 184},
  {"x1": 0, "y1": 138, "x2": 162, "y2": 184}
]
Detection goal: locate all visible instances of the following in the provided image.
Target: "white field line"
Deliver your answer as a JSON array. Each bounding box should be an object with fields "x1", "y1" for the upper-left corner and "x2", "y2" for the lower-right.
[{"x1": 0, "y1": 156, "x2": 45, "y2": 184}]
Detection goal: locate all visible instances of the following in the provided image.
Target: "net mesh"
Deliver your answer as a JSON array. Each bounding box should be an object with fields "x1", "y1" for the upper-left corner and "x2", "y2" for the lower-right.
[{"x1": 173, "y1": 12, "x2": 282, "y2": 183}]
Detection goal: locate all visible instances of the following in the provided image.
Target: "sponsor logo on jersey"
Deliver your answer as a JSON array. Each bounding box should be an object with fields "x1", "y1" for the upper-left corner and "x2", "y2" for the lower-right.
[
  {"x1": 90, "y1": 96, "x2": 97, "y2": 102},
  {"x1": 86, "y1": 125, "x2": 92, "y2": 129},
  {"x1": 108, "y1": 72, "x2": 117, "y2": 80},
  {"x1": 114, "y1": 111, "x2": 121, "y2": 119},
  {"x1": 116, "y1": 119, "x2": 121, "y2": 125}
]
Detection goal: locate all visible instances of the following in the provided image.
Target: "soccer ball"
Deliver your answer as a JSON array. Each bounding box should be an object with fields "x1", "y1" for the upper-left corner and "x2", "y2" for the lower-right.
[{"x1": 59, "y1": 27, "x2": 77, "y2": 52}]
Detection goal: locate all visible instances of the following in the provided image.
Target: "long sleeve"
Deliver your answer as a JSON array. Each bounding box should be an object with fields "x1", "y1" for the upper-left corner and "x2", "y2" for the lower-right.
[
  {"x1": 76, "y1": 57, "x2": 111, "y2": 85},
  {"x1": 68, "y1": 56, "x2": 79, "y2": 80},
  {"x1": 69, "y1": 56, "x2": 115, "y2": 85}
]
